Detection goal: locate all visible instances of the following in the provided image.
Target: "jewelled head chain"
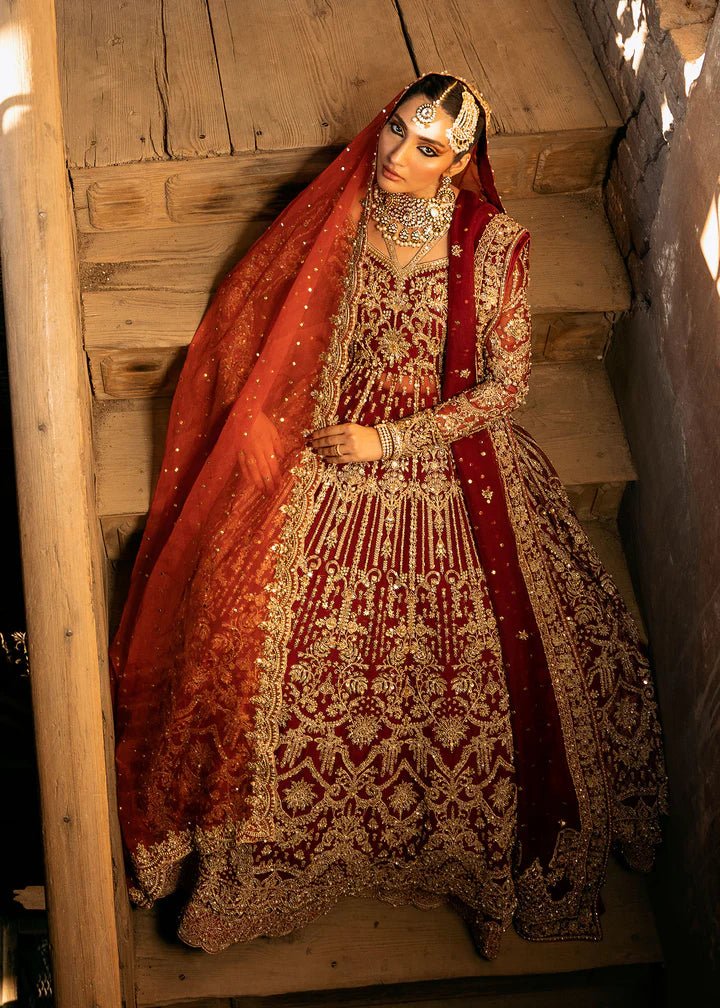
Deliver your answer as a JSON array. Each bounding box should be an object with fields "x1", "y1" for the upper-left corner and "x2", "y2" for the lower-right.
[{"x1": 411, "y1": 78, "x2": 491, "y2": 153}]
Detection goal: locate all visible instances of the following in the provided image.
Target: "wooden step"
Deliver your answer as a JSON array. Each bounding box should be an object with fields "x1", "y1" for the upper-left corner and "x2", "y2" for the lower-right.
[
  {"x1": 154, "y1": 963, "x2": 665, "y2": 1008},
  {"x1": 92, "y1": 359, "x2": 636, "y2": 520},
  {"x1": 58, "y1": 0, "x2": 620, "y2": 184},
  {"x1": 131, "y1": 859, "x2": 660, "y2": 1007},
  {"x1": 79, "y1": 190, "x2": 629, "y2": 401}
]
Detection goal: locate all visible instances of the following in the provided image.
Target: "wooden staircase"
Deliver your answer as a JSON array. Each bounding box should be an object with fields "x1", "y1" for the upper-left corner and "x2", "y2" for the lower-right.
[{"x1": 53, "y1": 0, "x2": 663, "y2": 1003}]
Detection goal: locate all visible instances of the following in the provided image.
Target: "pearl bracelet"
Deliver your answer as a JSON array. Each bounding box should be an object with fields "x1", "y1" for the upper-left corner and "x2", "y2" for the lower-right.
[
  {"x1": 375, "y1": 422, "x2": 394, "y2": 459},
  {"x1": 375, "y1": 421, "x2": 403, "y2": 460}
]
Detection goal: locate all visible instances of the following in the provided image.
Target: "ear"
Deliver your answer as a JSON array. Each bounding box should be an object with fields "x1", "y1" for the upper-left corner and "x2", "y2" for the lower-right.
[{"x1": 447, "y1": 151, "x2": 472, "y2": 177}]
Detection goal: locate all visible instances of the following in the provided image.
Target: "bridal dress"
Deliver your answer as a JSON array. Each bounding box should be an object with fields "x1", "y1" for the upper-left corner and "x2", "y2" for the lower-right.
[{"x1": 109, "y1": 72, "x2": 669, "y2": 959}]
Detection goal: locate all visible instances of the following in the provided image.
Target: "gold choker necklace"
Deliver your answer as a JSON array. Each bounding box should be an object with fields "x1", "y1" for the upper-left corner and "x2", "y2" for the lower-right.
[{"x1": 369, "y1": 174, "x2": 456, "y2": 248}]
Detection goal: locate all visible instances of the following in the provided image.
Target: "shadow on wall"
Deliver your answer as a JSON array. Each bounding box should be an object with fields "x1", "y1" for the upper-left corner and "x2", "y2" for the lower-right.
[{"x1": 574, "y1": 0, "x2": 720, "y2": 1003}]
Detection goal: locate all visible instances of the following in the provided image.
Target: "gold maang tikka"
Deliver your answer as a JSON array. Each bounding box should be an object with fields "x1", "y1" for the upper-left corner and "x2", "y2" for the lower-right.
[{"x1": 412, "y1": 80, "x2": 482, "y2": 154}]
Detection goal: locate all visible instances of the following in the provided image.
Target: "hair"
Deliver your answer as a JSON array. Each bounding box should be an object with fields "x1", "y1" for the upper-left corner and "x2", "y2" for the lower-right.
[{"x1": 395, "y1": 73, "x2": 486, "y2": 160}]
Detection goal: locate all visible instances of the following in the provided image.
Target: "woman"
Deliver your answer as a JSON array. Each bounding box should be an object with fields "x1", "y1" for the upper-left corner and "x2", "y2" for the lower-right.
[{"x1": 109, "y1": 71, "x2": 669, "y2": 959}]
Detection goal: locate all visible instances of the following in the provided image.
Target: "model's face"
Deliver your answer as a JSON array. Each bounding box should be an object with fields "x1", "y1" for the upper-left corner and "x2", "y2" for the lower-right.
[{"x1": 376, "y1": 93, "x2": 472, "y2": 198}]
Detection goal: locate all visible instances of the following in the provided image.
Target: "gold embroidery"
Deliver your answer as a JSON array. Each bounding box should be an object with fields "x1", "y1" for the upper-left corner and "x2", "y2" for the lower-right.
[
  {"x1": 489, "y1": 419, "x2": 668, "y2": 940},
  {"x1": 134, "y1": 210, "x2": 522, "y2": 953},
  {"x1": 174, "y1": 448, "x2": 520, "y2": 951},
  {"x1": 382, "y1": 214, "x2": 532, "y2": 456}
]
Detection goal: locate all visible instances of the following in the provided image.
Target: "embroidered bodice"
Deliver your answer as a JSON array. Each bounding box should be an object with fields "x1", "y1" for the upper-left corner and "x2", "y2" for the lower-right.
[{"x1": 338, "y1": 234, "x2": 532, "y2": 456}]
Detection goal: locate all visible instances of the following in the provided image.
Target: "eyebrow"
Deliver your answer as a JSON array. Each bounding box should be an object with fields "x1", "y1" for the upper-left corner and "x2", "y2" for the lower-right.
[{"x1": 393, "y1": 111, "x2": 447, "y2": 150}]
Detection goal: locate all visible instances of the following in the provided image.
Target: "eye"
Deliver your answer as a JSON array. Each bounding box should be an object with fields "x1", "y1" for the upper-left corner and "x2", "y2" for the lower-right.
[{"x1": 387, "y1": 119, "x2": 439, "y2": 156}]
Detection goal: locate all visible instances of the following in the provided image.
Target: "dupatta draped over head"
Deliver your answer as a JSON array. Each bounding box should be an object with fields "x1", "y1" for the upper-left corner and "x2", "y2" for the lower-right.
[{"x1": 110, "y1": 72, "x2": 668, "y2": 954}]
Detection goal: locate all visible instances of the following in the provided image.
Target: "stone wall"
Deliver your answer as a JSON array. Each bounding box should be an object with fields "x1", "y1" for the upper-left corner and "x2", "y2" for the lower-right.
[
  {"x1": 573, "y1": 1, "x2": 720, "y2": 1002},
  {"x1": 575, "y1": 0, "x2": 716, "y2": 303}
]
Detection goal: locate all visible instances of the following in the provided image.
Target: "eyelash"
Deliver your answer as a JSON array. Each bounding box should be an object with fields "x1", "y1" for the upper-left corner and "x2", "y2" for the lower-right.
[{"x1": 388, "y1": 120, "x2": 438, "y2": 157}]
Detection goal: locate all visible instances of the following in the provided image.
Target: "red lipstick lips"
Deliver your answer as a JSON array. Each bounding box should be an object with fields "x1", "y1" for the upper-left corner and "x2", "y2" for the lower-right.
[{"x1": 382, "y1": 164, "x2": 402, "y2": 181}]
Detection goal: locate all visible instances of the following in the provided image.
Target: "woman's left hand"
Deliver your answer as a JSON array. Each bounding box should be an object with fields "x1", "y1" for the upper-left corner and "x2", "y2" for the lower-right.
[{"x1": 307, "y1": 422, "x2": 383, "y2": 464}]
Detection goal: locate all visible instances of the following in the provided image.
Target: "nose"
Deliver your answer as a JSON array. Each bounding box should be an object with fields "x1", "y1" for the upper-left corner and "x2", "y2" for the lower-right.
[{"x1": 389, "y1": 135, "x2": 410, "y2": 167}]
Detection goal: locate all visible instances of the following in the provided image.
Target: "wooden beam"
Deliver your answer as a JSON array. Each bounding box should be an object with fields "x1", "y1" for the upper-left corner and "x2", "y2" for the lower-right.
[
  {"x1": 132, "y1": 859, "x2": 660, "y2": 1006},
  {"x1": 0, "y1": 1, "x2": 133, "y2": 1004}
]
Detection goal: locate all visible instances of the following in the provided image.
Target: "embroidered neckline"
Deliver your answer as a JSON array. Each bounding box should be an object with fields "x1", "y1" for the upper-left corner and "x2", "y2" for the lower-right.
[{"x1": 364, "y1": 240, "x2": 449, "y2": 280}]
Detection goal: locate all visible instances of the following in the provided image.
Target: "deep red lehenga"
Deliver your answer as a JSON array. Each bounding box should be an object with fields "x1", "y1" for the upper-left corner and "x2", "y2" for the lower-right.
[{"x1": 110, "y1": 73, "x2": 669, "y2": 959}]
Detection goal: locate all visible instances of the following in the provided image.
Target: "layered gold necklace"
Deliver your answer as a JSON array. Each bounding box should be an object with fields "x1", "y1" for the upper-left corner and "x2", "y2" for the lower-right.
[{"x1": 369, "y1": 174, "x2": 456, "y2": 248}]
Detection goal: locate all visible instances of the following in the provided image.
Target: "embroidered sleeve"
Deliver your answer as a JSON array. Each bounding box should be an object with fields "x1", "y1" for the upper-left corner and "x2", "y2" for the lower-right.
[{"x1": 379, "y1": 228, "x2": 531, "y2": 459}]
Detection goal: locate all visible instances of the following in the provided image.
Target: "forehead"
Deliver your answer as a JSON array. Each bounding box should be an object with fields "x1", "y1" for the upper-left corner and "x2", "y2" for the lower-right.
[{"x1": 392, "y1": 93, "x2": 455, "y2": 134}]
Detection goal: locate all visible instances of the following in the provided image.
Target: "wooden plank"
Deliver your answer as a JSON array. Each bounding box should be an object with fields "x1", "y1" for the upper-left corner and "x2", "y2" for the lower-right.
[
  {"x1": 72, "y1": 149, "x2": 336, "y2": 232},
  {"x1": 402, "y1": 0, "x2": 621, "y2": 137},
  {"x1": 92, "y1": 361, "x2": 636, "y2": 517},
  {"x1": 0, "y1": 1, "x2": 134, "y2": 1003},
  {"x1": 56, "y1": 0, "x2": 165, "y2": 167},
  {"x1": 83, "y1": 291, "x2": 210, "y2": 350},
  {"x1": 56, "y1": 1, "x2": 620, "y2": 181},
  {"x1": 511, "y1": 192, "x2": 631, "y2": 314},
  {"x1": 516, "y1": 361, "x2": 636, "y2": 484},
  {"x1": 13, "y1": 887, "x2": 47, "y2": 911},
  {"x1": 91, "y1": 347, "x2": 188, "y2": 400},
  {"x1": 56, "y1": 0, "x2": 229, "y2": 167},
  {"x1": 225, "y1": 965, "x2": 663, "y2": 1008},
  {"x1": 541, "y1": 313, "x2": 611, "y2": 362},
  {"x1": 1, "y1": 920, "x2": 18, "y2": 1006},
  {"x1": 77, "y1": 191, "x2": 630, "y2": 399},
  {"x1": 68, "y1": 126, "x2": 617, "y2": 239},
  {"x1": 465, "y1": 125, "x2": 617, "y2": 196},
  {"x1": 102, "y1": 514, "x2": 147, "y2": 564},
  {"x1": 132, "y1": 859, "x2": 660, "y2": 1005},
  {"x1": 79, "y1": 219, "x2": 266, "y2": 265},
  {"x1": 158, "y1": 0, "x2": 231, "y2": 158},
  {"x1": 77, "y1": 192, "x2": 628, "y2": 316},
  {"x1": 94, "y1": 397, "x2": 172, "y2": 516},
  {"x1": 207, "y1": 0, "x2": 414, "y2": 153}
]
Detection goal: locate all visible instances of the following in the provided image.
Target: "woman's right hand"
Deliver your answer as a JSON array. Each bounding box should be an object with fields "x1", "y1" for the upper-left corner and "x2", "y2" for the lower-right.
[{"x1": 238, "y1": 411, "x2": 286, "y2": 494}]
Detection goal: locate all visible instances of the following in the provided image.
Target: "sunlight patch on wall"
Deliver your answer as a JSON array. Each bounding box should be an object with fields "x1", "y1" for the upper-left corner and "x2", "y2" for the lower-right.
[
  {"x1": 684, "y1": 52, "x2": 705, "y2": 97},
  {"x1": 615, "y1": 0, "x2": 648, "y2": 72},
  {"x1": 0, "y1": 23, "x2": 31, "y2": 134},
  {"x1": 660, "y1": 95, "x2": 674, "y2": 138},
  {"x1": 700, "y1": 183, "x2": 720, "y2": 298}
]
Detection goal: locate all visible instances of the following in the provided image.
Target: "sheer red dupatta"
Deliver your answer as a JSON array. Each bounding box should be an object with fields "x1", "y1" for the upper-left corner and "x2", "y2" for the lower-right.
[{"x1": 110, "y1": 102, "x2": 387, "y2": 866}]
